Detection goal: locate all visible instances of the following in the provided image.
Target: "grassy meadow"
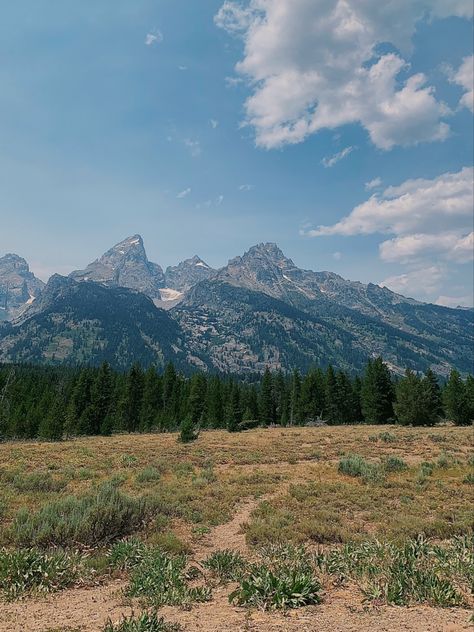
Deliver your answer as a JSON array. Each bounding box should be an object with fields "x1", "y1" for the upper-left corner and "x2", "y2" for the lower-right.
[{"x1": 0, "y1": 425, "x2": 472, "y2": 631}]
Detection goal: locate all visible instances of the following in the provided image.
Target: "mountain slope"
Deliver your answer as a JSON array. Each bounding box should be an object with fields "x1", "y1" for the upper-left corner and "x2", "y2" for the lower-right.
[
  {"x1": 165, "y1": 255, "x2": 216, "y2": 292},
  {"x1": 0, "y1": 275, "x2": 189, "y2": 370},
  {"x1": 0, "y1": 254, "x2": 45, "y2": 321}
]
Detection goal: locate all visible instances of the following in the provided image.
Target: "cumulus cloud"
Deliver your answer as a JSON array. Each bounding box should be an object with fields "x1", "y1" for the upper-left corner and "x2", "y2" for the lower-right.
[
  {"x1": 365, "y1": 177, "x2": 382, "y2": 190},
  {"x1": 239, "y1": 183, "x2": 254, "y2": 191},
  {"x1": 306, "y1": 166, "x2": 473, "y2": 301},
  {"x1": 321, "y1": 146, "x2": 355, "y2": 168},
  {"x1": 145, "y1": 30, "x2": 163, "y2": 46},
  {"x1": 380, "y1": 266, "x2": 446, "y2": 299},
  {"x1": 177, "y1": 188, "x2": 191, "y2": 199},
  {"x1": 435, "y1": 295, "x2": 473, "y2": 308},
  {"x1": 214, "y1": 0, "x2": 473, "y2": 149},
  {"x1": 307, "y1": 167, "x2": 473, "y2": 239},
  {"x1": 447, "y1": 55, "x2": 474, "y2": 112},
  {"x1": 210, "y1": 119, "x2": 219, "y2": 129}
]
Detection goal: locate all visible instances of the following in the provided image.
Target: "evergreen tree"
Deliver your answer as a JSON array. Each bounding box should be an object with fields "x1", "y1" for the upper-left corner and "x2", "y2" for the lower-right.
[
  {"x1": 65, "y1": 369, "x2": 93, "y2": 436},
  {"x1": 38, "y1": 393, "x2": 64, "y2": 441},
  {"x1": 226, "y1": 383, "x2": 242, "y2": 432},
  {"x1": 259, "y1": 368, "x2": 275, "y2": 425},
  {"x1": 140, "y1": 367, "x2": 162, "y2": 431},
  {"x1": 289, "y1": 369, "x2": 302, "y2": 425},
  {"x1": 206, "y1": 376, "x2": 224, "y2": 428},
  {"x1": 87, "y1": 362, "x2": 113, "y2": 435},
  {"x1": 424, "y1": 369, "x2": 443, "y2": 420},
  {"x1": 394, "y1": 370, "x2": 437, "y2": 426},
  {"x1": 444, "y1": 369, "x2": 469, "y2": 425},
  {"x1": 361, "y1": 357, "x2": 394, "y2": 424},
  {"x1": 123, "y1": 364, "x2": 144, "y2": 432},
  {"x1": 179, "y1": 415, "x2": 198, "y2": 443},
  {"x1": 188, "y1": 373, "x2": 207, "y2": 425}
]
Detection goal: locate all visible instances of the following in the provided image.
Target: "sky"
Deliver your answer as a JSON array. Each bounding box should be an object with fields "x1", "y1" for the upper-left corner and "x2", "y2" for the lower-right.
[{"x1": 0, "y1": 0, "x2": 473, "y2": 307}]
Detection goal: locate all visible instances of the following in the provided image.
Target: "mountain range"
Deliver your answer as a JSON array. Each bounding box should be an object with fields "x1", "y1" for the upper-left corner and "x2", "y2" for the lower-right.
[{"x1": 0, "y1": 235, "x2": 472, "y2": 375}]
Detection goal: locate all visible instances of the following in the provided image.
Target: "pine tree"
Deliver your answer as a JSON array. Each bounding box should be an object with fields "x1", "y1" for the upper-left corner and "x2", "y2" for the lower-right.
[
  {"x1": 227, "y1": 383, "x2": 242, "y2": 432},
  {"x1": 38, "y1": 393, "x2": 65, "y2": 441},
  {"x1": 86, "y1": 362, "x2": 113, "y2": 435},
  {"x1": 123, "y1": 364, "x2": 144, "y2": 432},
  {"x1": 179, "y1": 415, "x2": 198, "y2": 443},
  {"x1": 424, "y1": 369, "x2": 443, "y2": 421},
  {"x1": 289, "y1": 369, "x2": 302, "y2": 425},
  {"x1": 65, "y1": 369, "x2": 93, "y2": 436},
  {"x1": 444, "y1": 369, "x2": 469, "y2": 425},
  {"x1": 188, "y1": 373, "x2": 207, "y2": 425},
  {"x1": 361, "y1": 357, "x2": 394, "y2": 424},
  {"x1": 140, "y1": 366, "x2": 162, "y2": 432},
  {"x1": 259, "y1": 368, "x2": 275, "y2": 425},
  {"x1": 394, "y1": 370, "x2": 437, "y2": 426},
  {"x1": 206, "y1": 376, "x2": 224, "y2": 428}
]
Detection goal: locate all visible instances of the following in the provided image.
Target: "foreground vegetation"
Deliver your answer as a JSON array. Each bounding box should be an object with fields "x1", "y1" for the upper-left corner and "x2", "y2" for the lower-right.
[
  {"x1": 0, "y1": 359, "x2": 473, "y2": 442},
  {"x1": 0, "y1": 425, "x2": 472, "y2": 631}
]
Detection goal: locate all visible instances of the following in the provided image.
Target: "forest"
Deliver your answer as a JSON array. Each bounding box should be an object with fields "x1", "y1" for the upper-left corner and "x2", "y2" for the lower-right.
[{"x1": 0, "y1": 359, "x2": 472, "y2": 441}]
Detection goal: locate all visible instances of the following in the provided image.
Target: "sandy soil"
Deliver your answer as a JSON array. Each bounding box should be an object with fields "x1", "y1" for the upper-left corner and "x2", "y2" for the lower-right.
[{"x1": 0, "y1": 498, "x2": 472, "y2": 632}]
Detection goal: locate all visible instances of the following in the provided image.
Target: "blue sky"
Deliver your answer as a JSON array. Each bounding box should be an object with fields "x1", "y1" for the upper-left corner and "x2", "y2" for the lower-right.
[{"x1": 0, "y1": 0, "x2": 473, "y2": 306}]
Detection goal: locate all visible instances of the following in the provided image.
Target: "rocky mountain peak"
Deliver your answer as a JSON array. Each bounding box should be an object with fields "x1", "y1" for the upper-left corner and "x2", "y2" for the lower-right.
[
  {"x1": 0, "y1": 253, "x2": 45, "y2": 320},
  {"x1": 165, "y1": 255, "x2": 216, "y2": 292},
  {"x1": 69, "y1": 235, "x2": 165, "y2": 298}
]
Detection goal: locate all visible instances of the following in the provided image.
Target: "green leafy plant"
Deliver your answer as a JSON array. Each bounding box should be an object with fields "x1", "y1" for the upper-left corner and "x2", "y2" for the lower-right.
[
  {"x1": 0, "y1": 548, "x2": 84, "y2": 600},
  {"x1": 102, "y1": 613, "x2": 182, "y2": 632},
  {"x1": 136, "y1": 467, "x2": 161, "y2": 484},
  {"x1": 229, "y1": 561, "x2": 321, "y2": 610},
  {"x1": 382, "y1": 456, "x2": 408, "y2": 472},
  {"x1": 338, "y1": 454, "x2": 384, "y2": 484},
  {"x1": 202, "y1": 549, "x2": 247, "y2": 583},
  {"x1": 126, "y1": 548, "x2": 211, "y2": 607}
]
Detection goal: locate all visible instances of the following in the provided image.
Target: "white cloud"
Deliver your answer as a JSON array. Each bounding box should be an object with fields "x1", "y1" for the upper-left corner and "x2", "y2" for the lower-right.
[
  {"x1": 184, "y1": 138, "x2": 201, "y2": 157},
  {"x1": 225, "y1": 75, "x2": 244, "y2": 88},
  {"x1": 380, "y1": 232, "x2": 474, "y2": 264},
  {"x1": 332, "y1": 251, "x2": 342, "y2": 261},
  {"x1": 210, "y1": 119, "x2": 219, "y2": 129},
  {"x1": 307, "y1": 167, "x2": 473, "y2": 238},
  {"x1": 178, "y1": 65, "x2": 188, "y2": 71},
  {"x1": 216, "y1": 194, "x2": 224, "y2": 205},
  {"x1": 321, "y1": 146, "x2": 355, "y2": 168},
  {"x1": 214, "y1": 0, "x2": 472, "y2": 149},
  {"x1": 145, "y1": 30, "x2": 163, "y2": 46},
  {"x1": 177, "y1": 188, "x2": 191, "y2": 199},
  {"x1": 239, "y1": 183, "x2": 254, "y2": 191},
  {"x1": 435, "y1": 295, "x2": 473, "y2": 308},
  {"x1": 305, "y1": 166, "x2": 473, "y2": 301},
  {"x1": 365, "y1": 177, "x2": 382, "y2": 190},
  {"x1": 447, "y1": 55, "x2": 474, "y2": 112},
  {"x1": 380, "y1": 266, "x2": 446, "y2": 299}
]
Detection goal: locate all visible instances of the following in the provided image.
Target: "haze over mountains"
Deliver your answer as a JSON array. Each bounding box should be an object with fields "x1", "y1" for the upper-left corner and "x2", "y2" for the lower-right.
[{"x1": 0, "y1": 235, "x2": 472, "y2": 375}]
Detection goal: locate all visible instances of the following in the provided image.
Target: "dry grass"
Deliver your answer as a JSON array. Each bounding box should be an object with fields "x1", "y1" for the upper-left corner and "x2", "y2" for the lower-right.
[{"x1": 0, "y1": 426, "x2": 472, "y2": 544}]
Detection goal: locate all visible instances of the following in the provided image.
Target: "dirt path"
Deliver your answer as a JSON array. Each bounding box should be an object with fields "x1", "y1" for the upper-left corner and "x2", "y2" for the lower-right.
[{"x1": 0, "y1": 497, "x2": 472, "y2": 632}]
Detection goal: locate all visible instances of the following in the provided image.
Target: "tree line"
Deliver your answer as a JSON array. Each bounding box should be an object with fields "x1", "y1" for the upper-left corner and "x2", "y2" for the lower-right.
[{"x1": 0, "y1": 359, "x2": 472, "y2": 441}]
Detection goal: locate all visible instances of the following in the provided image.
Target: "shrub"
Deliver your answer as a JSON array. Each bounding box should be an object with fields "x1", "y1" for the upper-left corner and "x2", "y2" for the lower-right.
[
  {"x1": 229, "y1": 561, "x2": 321, "y2": 610},
  {"x1": 379, "y1": 432, "x2": 396, "y2": 443},
  {"x1": 178, "y1": 417, "x2": 199, "y2": 443},
  {"x1": 316, "y1": 536, "x2": 469, "y2": 607},
  {"x1": 127, "y1": 549, "x2": 211, "y2": 607},
  {"x1": 382, "y1": 456, "x2": 408, "y2": 472},
  {"x1": 463, "y1": 473, "x2": 474, "y2": 485},
  {"x1": 202, "y1": 550, "x2": 247, "y2": 583},
  {"x1": 121, "y1": 454, "x2": 138, "y2": 468},
  {"x1": 11, "y1": 471, "x2": 67, "y2": 493},
  {"x1": 103, "y1": 613, "x2": 182, "y2": 632},
  {"x1": 338, "y1": 454, "x2": 384, "y2": 484},
  {"x1": 0, "y1": 548, "x2": 83, "y2": 600},
  {"x1": 136, "y1": 467, "x2": 161, "y2": 484},
  {"x1": 11, "y1": 482, "x2": 150, "y2": 548}
]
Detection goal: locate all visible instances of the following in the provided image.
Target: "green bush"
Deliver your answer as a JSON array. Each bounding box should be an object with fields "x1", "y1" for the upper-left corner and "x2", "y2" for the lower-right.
[
  {"x1": 11, "y1": 471, "x2": 67, "y2": 493},
  {"x1": 229, "y1": 560, "x2": 321, "y2": 610},
  {"x1": 136, "y1": 467, "x2": 161, "y2": 484},
  {"x1": 202, "y1": 549, "x2": 247, "y2": 583},
  {"x1": 316, "y1": 535, "x2": 470, "y2": 607},
  {"x1": 127, "y1": 549, "x2": 211, "y2": 607},
  {"x1": 11, "y1": 482, "x2": 150, "y2": 548},
  {"x1": 103, "y1": 613, "x2": 182, "y2": 632},
  {"x1": 108, "y1": 537, "x2": 147, "y2": 570},
  {"x1": 0, "y1": 548, "x2": 84, "y2": 600},
  {"x1": 382, "y1": 456, "x2": 408, "y2": 472},
  {"x1": 338, "y1": 454, "x2": 384, "y2": 484},
  {"x1": 379, "y1": 432, "x2": 396, "y2": 443}
]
